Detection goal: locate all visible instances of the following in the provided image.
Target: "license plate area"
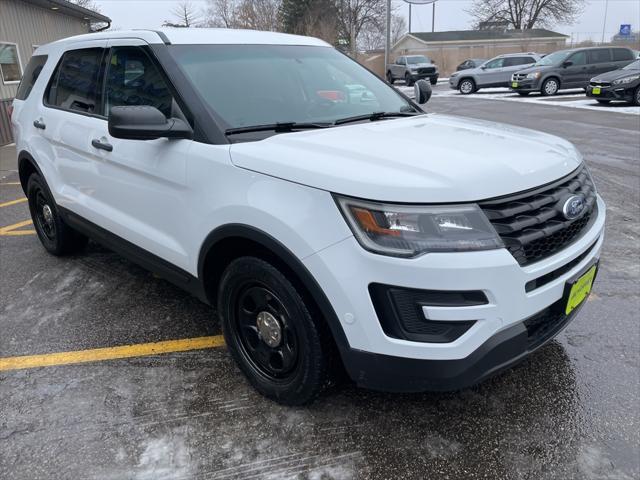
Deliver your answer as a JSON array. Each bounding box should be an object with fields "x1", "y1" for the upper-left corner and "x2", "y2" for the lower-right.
[
  {"x1": 511, "y1": 81, "x2": 518, "y2": 88},
  {"x1": 563, "y1": 262, "x2": 598, "y2": 315},
  {"x1": 592, "y1": 86, "x2": 601, "y2": 95}
]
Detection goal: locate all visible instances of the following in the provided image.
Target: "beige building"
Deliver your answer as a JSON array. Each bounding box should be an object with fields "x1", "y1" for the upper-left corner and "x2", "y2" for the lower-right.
[
  {"x1": 361, "y1": 29, "x2": 568, "y2": 78},
  {"x1": 0, "y1": 0, "x2": 110, "y2": 144}
]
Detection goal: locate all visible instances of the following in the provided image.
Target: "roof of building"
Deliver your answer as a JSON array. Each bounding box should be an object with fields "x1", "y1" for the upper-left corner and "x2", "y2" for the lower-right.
[
  {"x1": 42, "y1": 28, "x2": 330, "y2": 49},
  {"x1": 23, "y1": 0, "x2": 111, "y2": 24},
  {"x1": 407, "y1": 29, "x2": 569, "y2": 43}
]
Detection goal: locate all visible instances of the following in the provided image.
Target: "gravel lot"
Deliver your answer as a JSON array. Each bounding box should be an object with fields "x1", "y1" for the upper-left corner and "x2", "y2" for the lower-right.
[{"x1": 1, "y1": 84, "x2": 639, "y2": 480}]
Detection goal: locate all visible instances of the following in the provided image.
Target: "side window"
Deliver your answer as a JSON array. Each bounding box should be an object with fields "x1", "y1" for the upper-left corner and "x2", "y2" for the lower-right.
[
  {"x1": 588, "y1": 49, "x2": 611, "y2": 64},
  {"x1": 0, "y1": 43, "x2": 22, "y2": 83},
  {"x1": 46, "y1": 48, "x2": 104, "y2": 114},
  {"x1": 612, "y1": 48, "x2": 633, "y2": 61},
  {"x1": 568, "y1": 51, "x2": 587, "y2": 66},
  {"x1": 484, "y1": 58, "x2": 504, "y2": 69},
  {"x1": 15, "y1": 55, "x2": 47, "y2": 100},
  {"x1": 104, "y1": 46, "x2": 173, "y2": 118},
  {"x1": 397, "y1": 58, "x2": 405, "y2": 65},
  {"x1": 504, "y1": 57, "x2": 531, "y2": 67},
  {"x1": 523, "y1": 57, "x2": 536, "y2": 64}
]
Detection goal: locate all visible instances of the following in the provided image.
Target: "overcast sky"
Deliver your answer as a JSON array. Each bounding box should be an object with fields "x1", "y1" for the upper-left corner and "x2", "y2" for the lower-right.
[{"x1": 98, "y1": 0, "x2": 639, "y2": 42}]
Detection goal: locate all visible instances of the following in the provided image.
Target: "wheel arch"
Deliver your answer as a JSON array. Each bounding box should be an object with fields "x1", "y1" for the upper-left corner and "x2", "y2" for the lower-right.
[
  {"x1": 17, "y1": 150, "x2": 44, "y2": 196},
  {"x1": 542, "y1": 75, "x2": 561, "y2": 90},
  {"x1": 198, "y1": 224, "x2": 351, "y2": 356}
]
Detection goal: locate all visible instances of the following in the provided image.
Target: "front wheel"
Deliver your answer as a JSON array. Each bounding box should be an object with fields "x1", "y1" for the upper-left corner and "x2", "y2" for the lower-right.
[
  {"x1": 404, "y1": 73, "x2": 414, "y2": 86},
  {"x1": 430, "y1": 78, "x2": 438, "y2": 85},
  {"x1": 27, "y1": 173, "x2": 88, "y2": 256},
  {"x1": 517, "y1": 92, "x2": 530, "y2": 97},
  {"x1": 218, "y1": 257, "x2": 333, "y2": 405},
  {"x1": 459, "y1": 79, "x2": 476, "y2": 94},
  {"x1": 633, "y1": 86, "x2": 640, "y2": 106},
  {"x1": 541, "y1": 78, "x2": 559, "y2": 96},
  {"x1": 596, "y1": 99, "x2": 611, "y2": 104}
]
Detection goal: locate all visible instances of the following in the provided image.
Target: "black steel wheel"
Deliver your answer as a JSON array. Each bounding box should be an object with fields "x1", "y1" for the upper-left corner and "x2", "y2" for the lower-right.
[
  {"x1": 405, "y1": 73, "x2": 414, "y2": 86},
  {"x1": 27, "y1": 173, "x2": 88, "y2": 255},
  {"x1": 386, "y1": 71, "x2": 394, "y2": 84},
  {"x1": 218, "y1": 257, "x2": 333, "y2": 405}
]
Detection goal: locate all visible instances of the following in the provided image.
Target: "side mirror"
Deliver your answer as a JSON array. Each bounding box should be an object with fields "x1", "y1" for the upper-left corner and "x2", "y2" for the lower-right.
[
  {"x1": 414, "y1": 79, "x2": 432, "y2": 105},
  {"x1": 108, "y1": 105, "x2": 193, "y2": 141},
  {"x1": 480, "y1": 65, "x2": 487, "y2": 70},
  {"x1": 562, "y1": 60, "x2": 573, "y2": 68}
]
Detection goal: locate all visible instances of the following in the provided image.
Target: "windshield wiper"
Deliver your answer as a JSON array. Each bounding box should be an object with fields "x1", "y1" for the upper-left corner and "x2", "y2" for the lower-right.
[
  {"x1": 225, "y1": 122, "x2": 333, "y2": 135},
  {"x1": 333, "y1": 111, "x2": 421, "y2": 126}
]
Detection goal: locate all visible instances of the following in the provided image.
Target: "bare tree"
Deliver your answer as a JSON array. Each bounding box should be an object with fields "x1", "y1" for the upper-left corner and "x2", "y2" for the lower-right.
[
  {"x1": 357, "y1": 13, "x2": 405, "y2": 52},
  {"x1": 67, "y1": 0, "x2": 102, "y2": 13},
  {"x1": 468, "y1": 0, "x2": 585, "y2": 30},
  {"x1": 163, "y1": 1, "x2": 202, "y2": 28},
  {"x1": 204, "y1": 0, "x2": 281, "y2": 30},
  {"x1": 334, "y1": 0, "x2": 387, "y2": 56}
]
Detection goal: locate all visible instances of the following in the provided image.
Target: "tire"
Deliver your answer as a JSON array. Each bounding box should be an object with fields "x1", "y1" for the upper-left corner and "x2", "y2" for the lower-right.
[
  {"x1": 404, "y1": 73, "x2": 414, "y2": 86},
  {"x1": 541, "y1": 77, "x2": 560, "y2": 96},
  {"x1": 430, "y1": 78, "x2": 438, "y2": 86},
  {"x1": 459, "y1": 78, "x2": 476, "y2": 94},
  {"x1": 596, "y1": 99, "x2": 611, "y2": 104},
  {"x1": 633, "y1": 86, "x2": 640, "y2": 106},
  {"x1": 218, "y1": 256, "x2": 333, "y2": 405},
  {"x1": 27, "y1": 173, "x2": 88, "y2": 256},
  {"x1": 517, "y1": 92, "x2": 530, "y2": 97},
  {"x1": 386, "y1": 71, "x2": 394, "y2": 84}
]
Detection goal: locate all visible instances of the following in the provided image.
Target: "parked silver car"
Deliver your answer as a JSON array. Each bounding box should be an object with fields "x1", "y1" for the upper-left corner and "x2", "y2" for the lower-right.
[
  {"x1": 449, "y1": 53, "x2": 541, "y2": 94},
  {"x1": 387, "y1": 55, "x2": 439, "y2": 86}
]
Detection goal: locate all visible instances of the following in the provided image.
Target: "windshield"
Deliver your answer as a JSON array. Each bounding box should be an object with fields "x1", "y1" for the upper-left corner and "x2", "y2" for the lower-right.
[
  {"x1": 623, "y1": 59, "x2": 640, "y2": 70},
  {"x1": 407, "y1": 55, "x2": 430, "y2": 64},
  {"x1": 169, "y1": 44, "x2": 414, "y2": 129},
  {"x1": 535, "y1": 50, "x2": 570, "y2": 66}
]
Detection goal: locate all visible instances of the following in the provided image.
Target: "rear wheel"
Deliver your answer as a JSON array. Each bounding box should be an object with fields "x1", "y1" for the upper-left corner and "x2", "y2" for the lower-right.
[
  {"x1": 541, "y1": 77, "x2": 559, "y2": 96},
  {"x1": 459, "y1": 78, "x2": 476, "y2": 94},
  {"x1": 27, "y1": 173, "x2": 88, "y2": 256},
  {"x1": 386, "y1": 71, "x2": 394, "y2": 84},
  {"x1": 218, "y1": 256, "x2": 332, "y2": 405}
]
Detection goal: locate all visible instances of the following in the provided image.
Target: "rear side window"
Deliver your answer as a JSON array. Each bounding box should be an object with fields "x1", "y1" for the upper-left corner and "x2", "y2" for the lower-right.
[
  {"x1": 588, "y1": 49, "x2": 611, "y2": 64},
  {"x1": 504, "y1": 57, "x2": 535, "y2": 67},
  {"x1": 104, "y1": 46, "x2": 174, "y2": 118},
  {"x1": 612, "y1": 48, "x2": 633, "y2": 61},
  {"x1": 15, "y1": 55, "x2": 47, "y2": 100},
  {"x1": 46, "y1": 48, "x2": 105, "y2": 114}
]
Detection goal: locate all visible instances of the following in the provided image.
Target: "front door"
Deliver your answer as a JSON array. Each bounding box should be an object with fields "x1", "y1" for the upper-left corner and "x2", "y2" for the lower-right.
[
  {"x1": 478, "y1": 57, "x2": 505, "y2": 87},
  {"x1": 87, "y1": 40, "x2": 194, "y2": 270},
  {"x1": 561, "y1": 51, "x2": 590, "y2": 87}
]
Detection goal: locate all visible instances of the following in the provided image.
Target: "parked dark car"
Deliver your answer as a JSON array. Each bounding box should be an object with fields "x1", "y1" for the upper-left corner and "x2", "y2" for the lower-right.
[
  {"x1": 456, "y1": 58, "x2": 487, "y2": 71},
  {"x1": 510, "y1": 46, "x2": 636, "y2": 96},
  {"x1": 587, "y1": 59, "x2": 640, "y2": 105}
]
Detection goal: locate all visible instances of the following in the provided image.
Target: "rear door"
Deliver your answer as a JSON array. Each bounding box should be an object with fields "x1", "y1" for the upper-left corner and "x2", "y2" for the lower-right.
[
  {"x1": 502, "y1": 56, "x2": 537, "y2": 83},
  {"x1": 588, "y1": 48, "x2": 614, "y2": 76},
  {"x1": 37, "y1": 41, "x2": 109, "y2": 206}
]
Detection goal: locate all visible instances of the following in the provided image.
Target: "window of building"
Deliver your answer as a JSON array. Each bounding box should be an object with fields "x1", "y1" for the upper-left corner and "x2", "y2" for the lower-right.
[{"x1": 0, "y1": 43, "x2": 22, "y2": 83}]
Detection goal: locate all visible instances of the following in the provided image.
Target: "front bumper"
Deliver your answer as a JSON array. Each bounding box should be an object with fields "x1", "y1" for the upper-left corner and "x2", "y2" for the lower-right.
[
  {"x1": 409, "y1": 72, "x2": 439, "y2": 82},
  {"x1": 509, "y1": 78, "x2": 542, "y2": 93},
  {"x1": 586, "y1": 84, "x2": 635, "y2": 101},
  {"x1": 303, "y1": 196, "x2": 605, "y2": 391}
]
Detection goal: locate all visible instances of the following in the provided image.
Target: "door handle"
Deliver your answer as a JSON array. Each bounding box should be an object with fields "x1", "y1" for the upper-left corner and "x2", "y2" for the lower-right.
[
  {"x1": 33, "y1": 119, "x2": 46, "y2": 130},
  {"x1": 91, "y1": 138, "x2": 113, "y2": 152}
]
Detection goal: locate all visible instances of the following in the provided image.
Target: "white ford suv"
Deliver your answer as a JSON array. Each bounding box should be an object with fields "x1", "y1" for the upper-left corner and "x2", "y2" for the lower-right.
[{"x1": 11, "y1": 29, "x2": 605, "y2": 405}]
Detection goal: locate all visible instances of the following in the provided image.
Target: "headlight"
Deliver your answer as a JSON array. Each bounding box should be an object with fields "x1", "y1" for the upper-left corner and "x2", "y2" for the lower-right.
[
  {"x1": 526, "y1": 72, "x2": 541, "y2": 79},
  {"x1": 335, "y1": 196, "x2": 504, "y2": 258},
  {"x1": 613, "y1": 75, "x2": 639, "y2": 85},
  {"x1": 410, "y1": 68, "x2": 418, "y2": 73}
]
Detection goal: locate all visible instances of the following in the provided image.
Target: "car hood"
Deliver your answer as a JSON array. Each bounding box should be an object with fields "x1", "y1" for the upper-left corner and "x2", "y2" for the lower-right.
[
  {"x1": 409, "y1": 62, "x2": 435, "y2": 68},
  {"x1": 229, "y1": 114, "x2": 583, "y2": 203},
  {"x1": 514, "y1": 64, "x2": 555, "y2": 75},
  {"x1": 593, "y1": 68, "x2": 640, "y2": 82}
]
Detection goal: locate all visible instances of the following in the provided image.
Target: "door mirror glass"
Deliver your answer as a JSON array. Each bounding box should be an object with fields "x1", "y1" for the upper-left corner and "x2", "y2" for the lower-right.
[
  {"x1": 108, "y1": 105, "x2": 193, "y2": 140},
  {"x1": 414, "y1": 79, "x2": 432, "y2": 105},
  {"x1": 562, "y1": 60, "x2": 573, "y2": 67}
]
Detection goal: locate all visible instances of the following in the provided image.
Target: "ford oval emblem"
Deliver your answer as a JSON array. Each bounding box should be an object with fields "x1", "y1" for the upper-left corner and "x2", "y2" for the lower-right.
[{"x1": 562, "y1": 194, "x2": 586, "y2": 220}]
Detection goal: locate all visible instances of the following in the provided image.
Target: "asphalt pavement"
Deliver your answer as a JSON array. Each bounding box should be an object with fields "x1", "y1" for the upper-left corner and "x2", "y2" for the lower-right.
[{"x1": 1, "y1": 86, "x2": 639, "y2": 480}]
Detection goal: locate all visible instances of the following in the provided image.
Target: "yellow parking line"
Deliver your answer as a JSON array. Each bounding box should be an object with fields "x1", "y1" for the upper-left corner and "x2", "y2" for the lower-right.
[
  {"x1": 0, "y1": 219, "x2": 35, "y2": 236},
  {"x1": 0, "y1": 335, "x2": 226, "y2": 372},
  {"x1": 0, "y1": 197, "x2": 27, "y2": 208}
]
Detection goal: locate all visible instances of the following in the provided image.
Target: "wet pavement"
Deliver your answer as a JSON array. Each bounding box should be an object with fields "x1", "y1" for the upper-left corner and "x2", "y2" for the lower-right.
[{"x1": 1, "y1": 87, "x2": 639, "y2": 479}]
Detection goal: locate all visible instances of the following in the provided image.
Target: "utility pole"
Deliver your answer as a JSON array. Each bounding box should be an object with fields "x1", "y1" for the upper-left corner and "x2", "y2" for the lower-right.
[
  {"x1": 601, "y1": 0, "x2": 609, "y2": 44},
  {"x1": 409, "y1": 4, "x2": 412, "y2": 33},
  {"x1": 432, "y1": 1, "x2": 435, "y2": 32},
  {"x1": 385, "y1": 0, "x2": 391, "y2": 72}
]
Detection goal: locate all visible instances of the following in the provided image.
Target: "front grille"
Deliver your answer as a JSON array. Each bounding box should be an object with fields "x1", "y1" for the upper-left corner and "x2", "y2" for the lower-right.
[
  {"x1": 418, "y1": 67, "x2": 435, "y2": 74},
  {"x1": 479, "y1": 166, "x2": 597, "y2": 266},
  {"x1": 512, "y1": 73, "x2": 528, "y2": 81},
  {"x1": 590, "y1": 81, "x2": 611, "y2": 87}
]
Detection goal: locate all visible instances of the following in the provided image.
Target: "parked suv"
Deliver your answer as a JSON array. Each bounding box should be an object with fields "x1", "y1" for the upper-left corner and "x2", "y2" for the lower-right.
[
  {"x1": 449, "y1": 53, "x2": 541, "y2": 94},
  {"x1": 510, "y1": 46, "x2": 636, "y2": 96},
  {"x1": 12, "y1": 29, "x2": 605, "y2": 405},
  {"x1": 387, "y1": 55, "x2": 439, "y2": 85}
]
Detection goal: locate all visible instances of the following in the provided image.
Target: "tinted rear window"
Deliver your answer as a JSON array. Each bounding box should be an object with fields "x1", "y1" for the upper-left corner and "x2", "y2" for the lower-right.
[
  {"x1": 15, "y1": 55, "x2": 47, "y2": 100},
  {"x1": 612, "y1": 49, "x2": 633, "y2": 61},
  {"x1": 589, "y1": 49, "x2": 611, "y2": 63},
  {"x1": 45, "y1": 48, "x2": 105, "y2": 114}
]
